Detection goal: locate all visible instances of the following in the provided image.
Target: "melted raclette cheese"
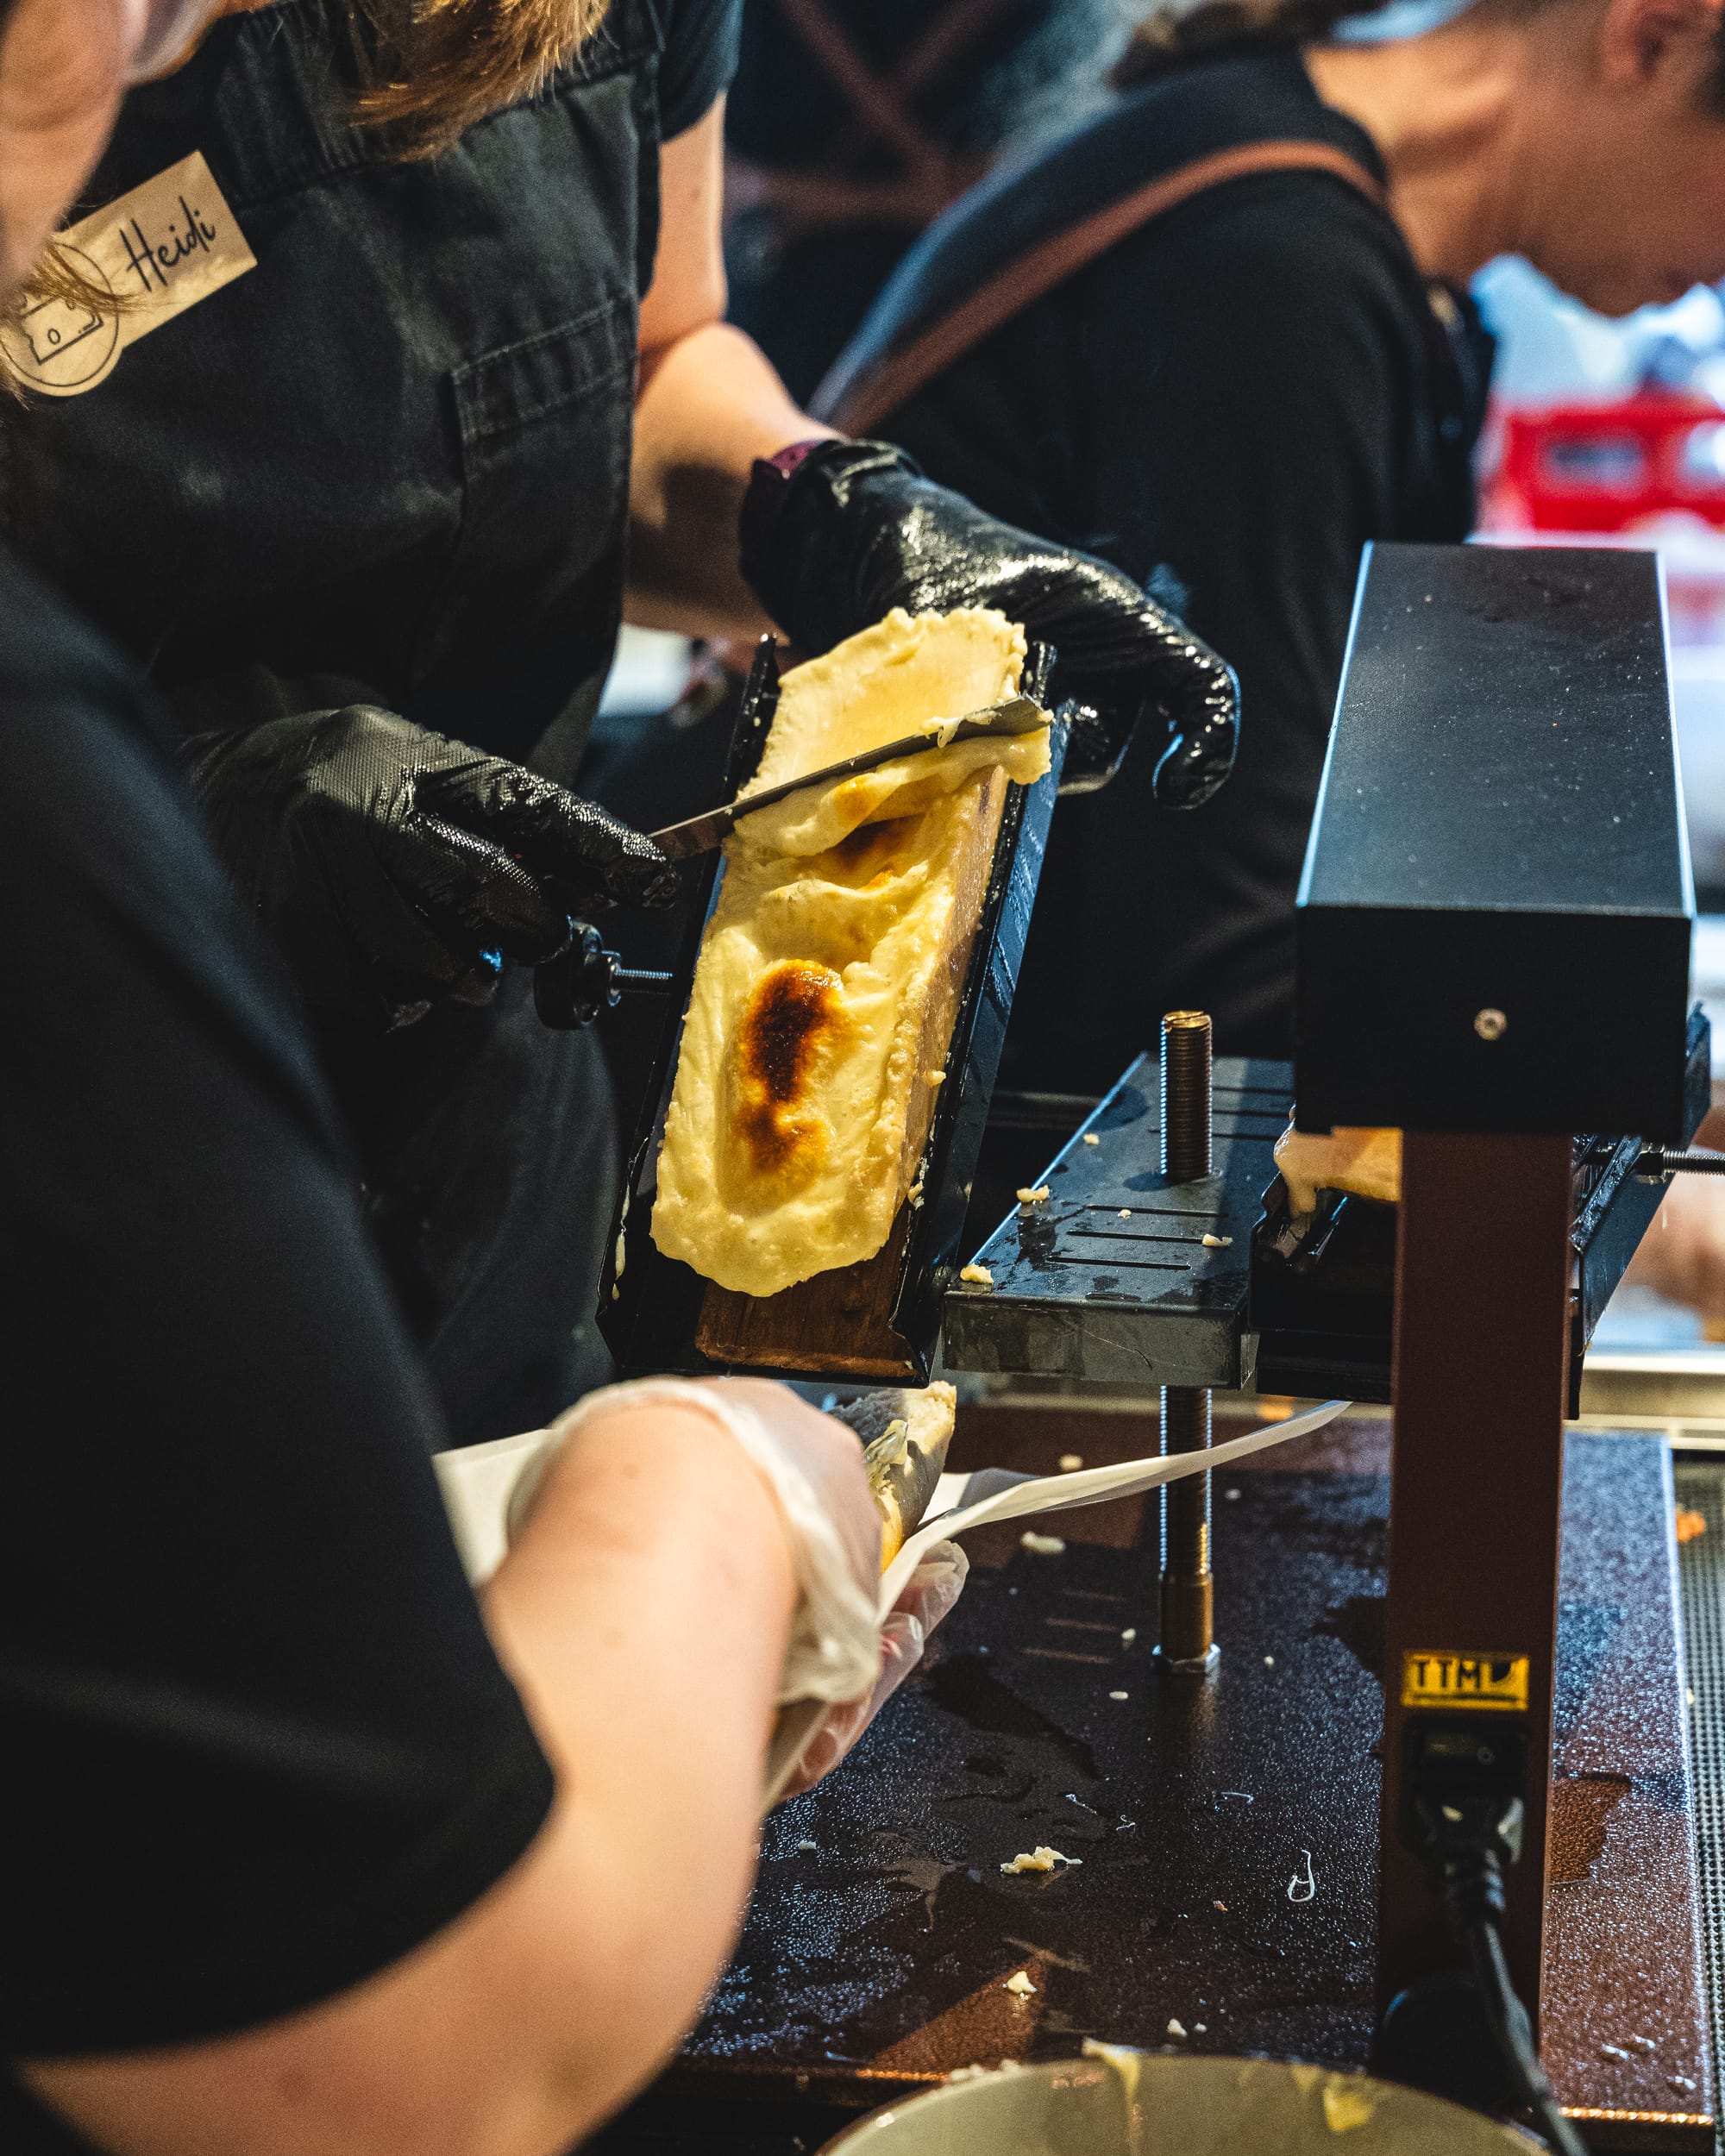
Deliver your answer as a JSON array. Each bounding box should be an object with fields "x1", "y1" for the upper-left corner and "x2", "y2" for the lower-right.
[
  {"x1": 651, "y1": 608, "x2": 1048, "y2": 1298},
  {"x1": 1274, "y1": 1123, "x2": 1402, "y2": 1219}
]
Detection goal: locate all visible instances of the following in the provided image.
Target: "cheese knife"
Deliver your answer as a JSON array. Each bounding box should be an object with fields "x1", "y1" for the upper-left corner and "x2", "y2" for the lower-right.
[{"x1": 646, "y1": 693, "x2": 1050, "y2": 862}]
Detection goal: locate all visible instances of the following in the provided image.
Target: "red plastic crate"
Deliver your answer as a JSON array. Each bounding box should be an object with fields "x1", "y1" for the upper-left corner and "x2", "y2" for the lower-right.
[{"x1": 1491, "y1": 393, "x2": 1725, "y2": 534}]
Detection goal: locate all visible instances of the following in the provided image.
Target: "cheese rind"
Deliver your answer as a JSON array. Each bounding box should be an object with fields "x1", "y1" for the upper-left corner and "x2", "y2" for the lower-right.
[
  {"x1": 829, "y1": 1381, "x2": 957, "y2": 1567},
  {"x1": 652, "y1": 609, "x2": 1047, "y2": 1298}
]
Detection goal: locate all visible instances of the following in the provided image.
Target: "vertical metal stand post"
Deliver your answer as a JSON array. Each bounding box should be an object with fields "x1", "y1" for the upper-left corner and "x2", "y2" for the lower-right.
[
  {"x1": 1158, "y1": 1011, "x2": 1220, "y2": 1677},
  {"x1": 1377, "y1": 1131, "x2": 1574, "y2": 2034}
]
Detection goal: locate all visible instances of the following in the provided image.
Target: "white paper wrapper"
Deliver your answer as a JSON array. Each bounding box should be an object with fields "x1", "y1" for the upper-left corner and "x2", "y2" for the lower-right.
[
  {"x1": 436, "y1": 1400, "x2": 1354, "y2": 1614},
  {"x1": 876, "y1": 1398, "x2": 1352, "y2": 1615},
  {"x1": 436, "y1": 1397, "x2": 1350, "y2": 1808}
]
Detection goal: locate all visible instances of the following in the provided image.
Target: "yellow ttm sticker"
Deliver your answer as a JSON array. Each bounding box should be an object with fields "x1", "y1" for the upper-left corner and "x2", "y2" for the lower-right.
[{"x1": 1401, "y1": 1651, "x2": 1529, "y2": 1713}]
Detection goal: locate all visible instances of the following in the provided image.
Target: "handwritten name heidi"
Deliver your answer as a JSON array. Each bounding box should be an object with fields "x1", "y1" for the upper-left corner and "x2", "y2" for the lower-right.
[{"x1": 116, "y1": 194, "x2": 223, "y2": 295}]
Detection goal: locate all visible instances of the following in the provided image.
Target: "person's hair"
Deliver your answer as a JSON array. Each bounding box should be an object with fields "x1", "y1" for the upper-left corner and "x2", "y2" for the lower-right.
[
  {"x1": 347, "y1": 0, "x2": 613, "y2": 156},
  {"x1": 1111, "y1": 0, "x2": 1725, "y2": 107}
]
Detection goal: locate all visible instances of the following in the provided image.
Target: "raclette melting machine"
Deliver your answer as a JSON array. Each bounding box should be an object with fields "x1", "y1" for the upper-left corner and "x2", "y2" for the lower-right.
[{"x1": 942, "y1": 542, "x2": 1710, "y2": 2144}]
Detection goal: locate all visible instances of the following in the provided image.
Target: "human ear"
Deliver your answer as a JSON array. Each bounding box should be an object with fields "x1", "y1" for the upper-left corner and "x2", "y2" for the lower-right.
[{"x1": 1595, "y1": 0, "x2": 1722, "y2": 90}]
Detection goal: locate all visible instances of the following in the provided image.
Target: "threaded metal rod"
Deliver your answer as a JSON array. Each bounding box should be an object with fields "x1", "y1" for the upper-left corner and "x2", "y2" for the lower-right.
[
  {"x1": 1640, "y1": 1144, "x2": 1725, "y2": 1176},
  {"x1": 1160, "y1": 1010, "x2": 1213, "y2": 1181},
  {"x1": 1159, "y1": 1384, "x2": 1216, "y2": 1670},
  {"x1": 1158, "y1": 1010, "x2": 1219, "y2": 1677}
]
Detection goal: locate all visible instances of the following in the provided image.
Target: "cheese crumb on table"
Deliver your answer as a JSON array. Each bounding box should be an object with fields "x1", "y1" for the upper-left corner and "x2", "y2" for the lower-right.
[
  {"x1": 1121, "y1": 1626, "x2": 1137, "y2": 1644},
  {"x1": 1016, "y1": 1184, "x2": 1051, "y2": 1205},
  {"x1": 1003, "y1": 1970, "x2": 1038, "y2": 1996},
  {"x1": 959, "y1": 1262, "x2": 994, "y2": 1287},
  {"x1": 1119, "y1": 1208, "x2": 1132, "y2": 1219},
  {"x1": 1058, "y1": 1452, "x2": 1083, "y2": 1471},
  {"x1": 1000, "y1": 1846, "x2": 1082, "y2": 1874},
  {"x1": 1082, "y1": 1133, "x2": 1101, "y2": 1146},
  {"x1": 1020, "y1": 1530, "x2": 1065, "y2": 1555},
  {"x1": 1109, "y1": 1690, "x2": 1129, "y2": 1701},
  {"x1": 1167, "y1": 2018, "x2": 1187, "y2": 2039},
  {"x1": 1201, "y1": 1232, "x2": 1233, "y2": 1249}
]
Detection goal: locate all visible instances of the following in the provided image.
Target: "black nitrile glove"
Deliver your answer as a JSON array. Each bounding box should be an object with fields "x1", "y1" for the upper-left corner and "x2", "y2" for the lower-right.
[
  {"x1": 740, "y1": 438, "x2": 1240, "y2": 801},
  {"x1": 186, "y1": 705, "x2": 681, "y2": 1030}
]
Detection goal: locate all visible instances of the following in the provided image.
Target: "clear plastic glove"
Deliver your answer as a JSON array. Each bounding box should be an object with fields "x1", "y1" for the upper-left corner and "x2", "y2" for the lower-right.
[
  {"x1": 505, "y1": 1376, "x2": 883, "y2": 1710},
  {"x1": 185, "y1": 705, "x2": 681, "y2": 1029},
  {"x1": 776, "y1": 1541, "x2": 969, "y2": 1798},
  {"x1": 739, "y1": 438, "x2": 1240, "y2": 799}
]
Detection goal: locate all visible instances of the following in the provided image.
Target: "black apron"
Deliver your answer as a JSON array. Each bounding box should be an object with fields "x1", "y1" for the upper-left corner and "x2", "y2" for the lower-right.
[{"x1": 7, "y1": 0, "x2": 672, "y2": 1441}]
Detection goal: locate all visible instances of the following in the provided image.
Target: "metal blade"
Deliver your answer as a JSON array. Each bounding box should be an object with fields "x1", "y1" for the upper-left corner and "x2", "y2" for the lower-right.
[{"x1": 648, "y1": 694, "x2": 1049, "y2": 862}]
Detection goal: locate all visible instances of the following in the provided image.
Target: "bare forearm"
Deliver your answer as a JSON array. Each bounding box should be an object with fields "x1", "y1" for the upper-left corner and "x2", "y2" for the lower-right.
[
  {"x1": 24, "y1": 1408, "x2": 795, "y2": 2156},
  {"x1": 486, "y1": 1403, "x2": 794, "y2": 1911},
  {"x1": 625, "y1": 320, "x2": 836, "y2": 640}
]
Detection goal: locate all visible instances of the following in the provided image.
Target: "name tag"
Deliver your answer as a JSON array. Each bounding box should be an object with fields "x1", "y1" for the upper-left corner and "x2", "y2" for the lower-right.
[{"x1": 2, "y1": 152, "x2": 255, "y2": 398}]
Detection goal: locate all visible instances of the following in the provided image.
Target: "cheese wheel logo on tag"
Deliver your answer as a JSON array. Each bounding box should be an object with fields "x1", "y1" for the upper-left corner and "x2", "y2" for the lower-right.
[{"x1": 2, "y1": 152, "x2": 254, "y2": 398}]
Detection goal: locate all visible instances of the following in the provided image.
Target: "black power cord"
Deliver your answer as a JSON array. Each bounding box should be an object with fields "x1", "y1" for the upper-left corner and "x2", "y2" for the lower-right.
[
  {"x1": 1396, "y1": 1729, "x2": 1589, "y2": 2155},
  {"x1": 1433, "y1": 1829, "x2": 1589, "y2": 2156}
]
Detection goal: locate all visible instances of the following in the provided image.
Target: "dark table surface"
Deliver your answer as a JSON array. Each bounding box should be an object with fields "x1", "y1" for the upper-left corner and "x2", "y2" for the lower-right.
[{"x1": 621, "y1": 1405, "x2": 1710, "y2": 2153}]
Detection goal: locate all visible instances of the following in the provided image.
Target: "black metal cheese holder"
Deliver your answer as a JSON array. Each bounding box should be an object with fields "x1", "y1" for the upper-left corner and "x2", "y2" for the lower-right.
[{"x1": 597, "y1": 636, "x2": 1066, "y2": 1382}]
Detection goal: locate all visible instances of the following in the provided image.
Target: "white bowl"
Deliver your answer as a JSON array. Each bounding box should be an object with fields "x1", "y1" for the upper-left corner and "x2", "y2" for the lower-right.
[{"x1": 820, "y1": 2052, "x2": 1535, "y2": 2156}]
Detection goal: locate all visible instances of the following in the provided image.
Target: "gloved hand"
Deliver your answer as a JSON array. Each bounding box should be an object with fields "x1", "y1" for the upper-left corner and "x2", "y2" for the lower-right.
[
  {"x1": 777, "y1": 1541, "x2": 969, "y2": 1797},
  {"x1": 739, "y1": 437, "x2": 1240, "y2": 801},
  {"x1": 185, "y1": 705, "x2": 681, "y2": 1029},
  {"x1": 502, "y1": 1376, "x2": 971, "y2": 1802},
  {"x1": 505, "y1": 1375, "x2": 885, "y2": 1714}
]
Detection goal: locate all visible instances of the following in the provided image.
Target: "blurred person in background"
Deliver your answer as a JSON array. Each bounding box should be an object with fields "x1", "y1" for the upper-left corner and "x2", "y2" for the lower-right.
[
  {"x1": 818, "y1": 0, "x2": 1725, "y2": 1084},
  {"x1": 723, "y1": 0, "x2": 1118, "y2": 401},
  {"x1": 3, "y1": 0, "x2": 1236, "y2": 1445},
  {"x1": 808, "y1": 0, "x2": 1725, "y2": 1306}
]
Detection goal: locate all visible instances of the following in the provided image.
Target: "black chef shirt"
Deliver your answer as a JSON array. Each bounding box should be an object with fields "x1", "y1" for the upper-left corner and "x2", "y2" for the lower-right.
[
  {"x1": 0, "y1": 551, "x2": 554, "y2": 2151},
  {"x1": 837, "y1": 47, "x2": 1494, "y2": 1079}
]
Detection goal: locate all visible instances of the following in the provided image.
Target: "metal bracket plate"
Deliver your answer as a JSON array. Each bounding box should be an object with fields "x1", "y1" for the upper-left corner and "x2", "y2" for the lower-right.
[{"x1": 941, "y1": 1055, "x2": 1287, "y2": 1388}]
